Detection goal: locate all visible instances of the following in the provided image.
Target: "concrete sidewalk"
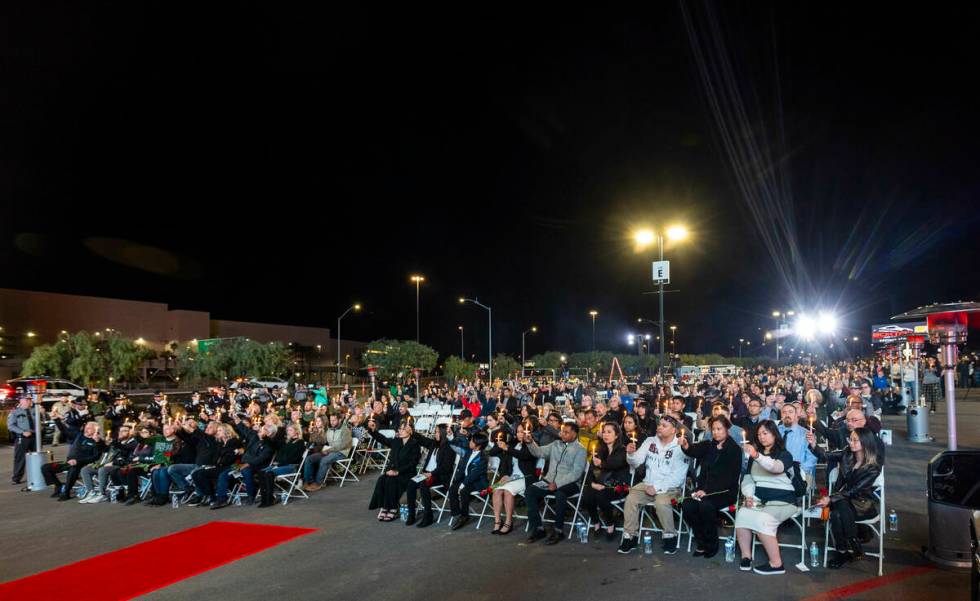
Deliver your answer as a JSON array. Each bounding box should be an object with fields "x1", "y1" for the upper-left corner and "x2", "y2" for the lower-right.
[{"x1": 0, "y1": 398, "x2": 976, "y2": 601}]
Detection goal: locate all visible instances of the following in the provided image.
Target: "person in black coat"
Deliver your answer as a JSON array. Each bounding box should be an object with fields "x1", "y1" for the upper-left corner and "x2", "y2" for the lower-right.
[
  {"x1": 257, "y1": 423, "x2": 307, "y2": 507},
  {"x1": 581, "y1": 422, "x2": 631, "y2": 540},
  {"x1": 41, "y1": 421, "x2": 106, "y2": 500},
  {"x1": 367, "y1": 420, "x2": 422, "y2": 521},
  {"x1": 190, "y1": 424, "x2": 243, "y2": 507},
  {"x1": 679, "y1": 415, "x2": 743, "y2": 557},
  {"x1": 410, "y1": 424, "x2": 457, "y2": 527},
  {"x1": 807, "y1": 427, "x2": 883, "y2": 568}
]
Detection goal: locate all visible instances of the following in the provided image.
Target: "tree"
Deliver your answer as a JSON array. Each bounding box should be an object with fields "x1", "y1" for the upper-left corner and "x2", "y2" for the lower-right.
[
  {"x1": 106, "y1": 336, "x2": 155, "y2": 384},
  {"x1": 66, "y1": 332, "x2": 102, "y2": 385},
  {"x1": 526, "y1": 351, "x2": 568, "y2": 371},
  {"x1": 492, "y1": 354, "x2": 521, "y2": 379},
  {"x1": 443, "y1": 355, "x2": 478, "y2": 385},
  {"x1": 361, "y1": 339, "x2": 438, "y2": 380},
  {"x1": 20, "y1": 344, "x2": 69, "y2": 378}
]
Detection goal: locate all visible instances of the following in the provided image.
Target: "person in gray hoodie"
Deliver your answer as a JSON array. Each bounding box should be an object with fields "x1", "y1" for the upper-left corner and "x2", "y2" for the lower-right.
[{"x1": 524, "y1": 421, "x2": 587, "y2": 545}]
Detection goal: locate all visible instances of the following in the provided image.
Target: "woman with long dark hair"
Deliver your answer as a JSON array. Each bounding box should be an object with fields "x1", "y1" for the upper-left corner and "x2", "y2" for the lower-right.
[
  {"x1": 411, "y1": 424, "x2": 456, "y2": 527},
  {"x1": 488, "y1": 419, "x2": 540, "y2": 535},
  {"x1": 733, "y1": 420, "x2": 799, "y2": 575},
  {"x1": 807, "y1": 427, "x2": 882, "y2": 568},
  {"x1": 581, "y1": 422, "x2": 630, "y2": 540}
]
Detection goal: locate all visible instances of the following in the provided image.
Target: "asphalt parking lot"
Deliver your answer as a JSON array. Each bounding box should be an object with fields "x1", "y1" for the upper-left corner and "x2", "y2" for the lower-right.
[{"x1": 1, "y1": 395, "x2": 977, "y2": 601}]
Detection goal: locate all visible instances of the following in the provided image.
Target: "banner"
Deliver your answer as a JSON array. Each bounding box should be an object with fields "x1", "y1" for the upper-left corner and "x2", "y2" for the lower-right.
[{"x1": 871, "y1": 322, "x2": 927, "y2": 345}]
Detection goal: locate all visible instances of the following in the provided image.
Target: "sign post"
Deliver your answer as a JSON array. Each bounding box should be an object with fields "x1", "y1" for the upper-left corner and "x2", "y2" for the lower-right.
[{"x1": 652, "y1": 261, "x2": 670, "y2": 284}]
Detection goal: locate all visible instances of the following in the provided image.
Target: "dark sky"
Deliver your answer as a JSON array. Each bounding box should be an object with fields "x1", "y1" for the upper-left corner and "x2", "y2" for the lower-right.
[{"x1": 2, "y1": 3, "x2": 979, "y2": 362}]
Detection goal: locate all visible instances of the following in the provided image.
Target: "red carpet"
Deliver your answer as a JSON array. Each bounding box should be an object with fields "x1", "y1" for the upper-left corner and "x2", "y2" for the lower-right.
[
  {"x1": 0, "y1": 521, "x2": 317, "y2": 601},
  {"x1": 800, "y1": 565, "x2": 936, "y2": 601}
]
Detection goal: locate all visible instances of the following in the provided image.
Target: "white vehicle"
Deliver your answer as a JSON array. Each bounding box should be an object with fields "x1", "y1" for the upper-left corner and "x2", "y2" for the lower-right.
[
  {"x1": 2, "y1": 377, "x2": 86, "y2": 403},
  {"x1": 698, "y1": 364, "x2": 739, "y2": 376},
  {"x1": 230, "y1": 377, "x2": 290, "y2": 390},
  {"x1": 677, "y1": 366, "x2": 700, "y2": 382}
]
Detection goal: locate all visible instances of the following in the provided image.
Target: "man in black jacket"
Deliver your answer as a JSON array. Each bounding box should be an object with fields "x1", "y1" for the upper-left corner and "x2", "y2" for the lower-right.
[
  {"x1": 79, "y1": 424, "x2": 137, "y2": 503},
  {"x1": 212, "y1": 420, "x2": 276, "y2": 508},
  {"x1": 814, "y1": 408, "x2": 886, "y2": 465},
  {"x1": 41, "y1": 421, "x2": 106, "y2": 500}
]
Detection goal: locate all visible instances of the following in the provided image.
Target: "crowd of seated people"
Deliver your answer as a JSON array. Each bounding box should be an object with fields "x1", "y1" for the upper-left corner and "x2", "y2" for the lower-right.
[{"x1": 28, "y1": 360, "x2": 889, "y2": 575}]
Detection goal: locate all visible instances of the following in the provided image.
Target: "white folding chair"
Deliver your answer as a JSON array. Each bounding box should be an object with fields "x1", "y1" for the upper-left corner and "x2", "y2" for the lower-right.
[
  {"x1": 435, "y1": 416, "x2": 452, "y2": 428},
  {"x1": 469, "y1": 466, "x2": 500, "y2": 529},
  {"x1": 537, "y1": 467, "x2": 590, "y2": 539},
  {"x1": 327, "y1": 444, "x2": 360, "y2": 487},
  {"x1": 437, "y1": 406, "x2": 452, "y2": 417},
  {"x1": 750, "y1": 495, "x2": 807, "y2": 566},
  {"x1": 415, "y1": 418, "x2": 433, "y2": 434},
  {"x1": 636, "y1": 477, "x2": 689, "y2": 544},
  {"x1": 358, "y1": 429, "x2": 395, "y2": 474},
  {"x1": 422, "y1": 454, "x2": 461, "y2": 524},
  {"x1": 823, "y1": 467, "x2": 885, "y2": 576},
  {"x1": 687, "y1": 476, "x2": 742, "y2": 552},
  {"x1": 273, "y1": 449, "x2": 310, "y2": 505},
  {"x1": 594, "y1": 467, "x2": 636, "y2": 534}
]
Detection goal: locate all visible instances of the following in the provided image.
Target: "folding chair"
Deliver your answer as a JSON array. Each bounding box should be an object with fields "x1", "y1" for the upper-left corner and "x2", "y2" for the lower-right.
[
  {"x1": 636, "y1": 477, "x2": 689, "y2": 544},
  {"x1": 415, "y1": 417, "x2": 433, "y2": 435},
  {"x1": 537, "y1": 467, "x2": 590, "y2": 539},
  {"x1": 422, "y1": 454, "x2": 461, "y2": 524},
  {"x1": 327, "y1": 444, "x2": 361, "y2": 487},
  {"x1": 358, "y1": 429, "x2": 395, "y2": 474},
  {"x1": 469, "y1": 466, "x2": 500, "y2": 529},
  {"x1": 750, "y1": 496, "x2": 807, "y2": 566},
  {"x1": 603, "y1": 467, "x2": 637, "y2": 534},
  {"x1": 273, "y1": 449, "x2": 310, "y2": 505},
  {"x1": 437, "y1": 406, "x2": 452, "y2": 417},
  {"x1": 687, "y1": 477, "x2": 742, "y2": 552},
  {"x1": 823, "y1": 467, "x2": 885, "y2": 576}
]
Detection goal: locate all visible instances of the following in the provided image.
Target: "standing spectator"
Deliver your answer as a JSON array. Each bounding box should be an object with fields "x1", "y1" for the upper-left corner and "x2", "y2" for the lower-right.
[{"x1": 7, "y1": 396, "x2": 36, "y2": 485}]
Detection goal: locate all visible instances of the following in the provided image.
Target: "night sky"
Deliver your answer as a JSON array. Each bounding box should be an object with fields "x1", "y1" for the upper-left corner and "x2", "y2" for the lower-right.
[{"x1": 2, "y1": 3, "x2": 979, "y2": 362}]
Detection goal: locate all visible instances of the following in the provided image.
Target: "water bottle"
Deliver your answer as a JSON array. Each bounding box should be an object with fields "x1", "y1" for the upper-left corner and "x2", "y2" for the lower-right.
[
  {"x1": 110, "y1": 488, "x2": 118, "y2": 503},
  {"x1": 888, "y1": 509, "x2": 898, "y2": 532},
  {"x1": 643, "y1": 534, "x2": 653, "y2": 555},
  {"x1": 400, "y1": 504, "x2": 408, "y2": 522},
  {"x1": 281, "y1": 492, "x2": 289, "y2": 506},
  {"x1": 233, "y1": 494, "x2": 243, "y2": 506},
  {"x1": 810, "y1": 542, "x2": 820, "y2": 568},
  {"x1": 577, "y1": 521, "x2": 588, "y2": 543},
  {"x1": 724, "y1": 538, "x2": 735, "y2": 562},
  {"x1": 171, "y1": 493, "x2": 180, "y2": 509}
]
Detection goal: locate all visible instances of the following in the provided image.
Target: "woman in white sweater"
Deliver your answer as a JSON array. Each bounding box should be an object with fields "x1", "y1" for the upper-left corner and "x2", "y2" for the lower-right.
[{"x1": 733, "y1": 420, "x2": 799, "y2": 575}]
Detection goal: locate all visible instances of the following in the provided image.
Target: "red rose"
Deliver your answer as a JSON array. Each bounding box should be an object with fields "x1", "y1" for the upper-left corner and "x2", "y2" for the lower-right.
[
  {"x1": 163, "y1": 452, "x2": 172, "y2": 457},
  {"x1": 819, "y1": 487, "x2": 829, "y2": 496},
  {"x1": 728, "y1": 504, "x2": 737, "y2": 512},
  {"x1": 535, "y1": 468, "x2": 542, "y2": 477},
  {"x1": 670, "y1": 498, "x2": 678, "y2": 506}
]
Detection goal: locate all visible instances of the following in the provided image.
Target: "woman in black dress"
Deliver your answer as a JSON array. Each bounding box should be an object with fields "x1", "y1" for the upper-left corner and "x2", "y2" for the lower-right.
[
  {"x1": 367, "y1": 420, "x2": 422, "y2": 521},
  {"x1": 410, "y1": 424, "x2": 456, "y2": 527}
]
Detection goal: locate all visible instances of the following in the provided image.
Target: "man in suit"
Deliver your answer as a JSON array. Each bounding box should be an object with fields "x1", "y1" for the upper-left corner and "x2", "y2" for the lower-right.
[{"x1": 448, "y1": 432, "x2": 489, "y2": 530}]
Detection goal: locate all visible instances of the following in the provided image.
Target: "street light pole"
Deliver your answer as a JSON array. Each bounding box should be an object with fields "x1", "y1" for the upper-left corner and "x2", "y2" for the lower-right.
[
  {"x1": 411, "y1": 275, "x2": 425, "y2": 344},
  {"x1": 460, "y1": 298, "x2": 492, "y2": 383},
  {"x1": 521, "y1": 326, "x2": 537, "y2": 378},
  {"x1": 738, "y1": 338, "x2": 744, "y2": 359},
  {"x1": 336, "y1": 303, "x2": 361, "y2": 387},
  {"x1": 658, "y1": 234, "x2": 665, "y2": 376},
  {"x1": 458, "y1": 326, "x2": 464, "y2": 360}
]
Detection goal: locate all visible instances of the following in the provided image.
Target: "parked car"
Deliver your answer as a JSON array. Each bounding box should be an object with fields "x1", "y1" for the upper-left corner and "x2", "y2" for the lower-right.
[
  {"x1": 229, "y1": 377, "x2": 290, "y2": 391},
  {"x1": 2, "y1": 377, "x2": 87, "y2": 405}
]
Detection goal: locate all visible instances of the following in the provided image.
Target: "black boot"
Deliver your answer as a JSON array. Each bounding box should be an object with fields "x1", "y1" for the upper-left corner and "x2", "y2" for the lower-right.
[
  {"x1": 416, "y1": 512, "x2": 434, "y2": 528},
  {"x1": 405, "y1": 509, "x2": 416, "y2": 526},
  {"x1": 827, "y1": 550, "x2": 853, "y2": 569},
  {"x1": 847, "y1": 537, "x2": 865, "y2": 559}
]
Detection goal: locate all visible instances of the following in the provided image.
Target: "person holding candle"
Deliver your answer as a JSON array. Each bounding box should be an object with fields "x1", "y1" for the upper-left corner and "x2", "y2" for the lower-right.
[
  {"x1": 618, "y1": 415, "x2": 689, "y2": 555},
  {"x1": 446, "y1": 431, "x2": 490, "y2": 530},
  {"x1": 256, "y1": 423, "x2": 306, "y2": 507},
  {"x1": 189, "y1": 424, "x2": 242, "y2": 507},
  {"x1": 776, "y1": 404, "x2": 817, "y2": 488},
  {"x1": 303, "y1": 413, "x2": 352, "y2": 491},
  {"x1": 524, "y1": 421, "x2": 587, "y2": 545},
  {"x1": 488, "y1": 422, "x2": 539, "y2": 534},
  {"x1": 367, "y1": 419, "x2": 422, "y2": 521},
  {"x1": 678, "y1": 415, "x2": 741, "y2": 557},
  {"x1": 411, "y1": 424, "x2": 456, "y2": 527},
  {"x1": 581, "y1": 422, "x2": 630, "y2": 540},
  {"x1": 733, "y1": 420, "x2": 799, "y2": 575},
  {"x1": 805, "y1": 427, "x2": 882, "y2": 568}
]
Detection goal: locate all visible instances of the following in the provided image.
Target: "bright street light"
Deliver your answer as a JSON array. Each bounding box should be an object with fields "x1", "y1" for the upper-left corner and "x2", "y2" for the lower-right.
[
  {"x1": 666, "y1": 225, "x2": 689, "y2": 241},
  {"x1": 634, "y1": 230, "x2": 655, "y2": 247}
]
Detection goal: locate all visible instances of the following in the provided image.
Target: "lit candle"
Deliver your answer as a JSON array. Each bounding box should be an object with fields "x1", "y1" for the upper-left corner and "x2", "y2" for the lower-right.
[
  {"x1": 679, "y1": 426, "x2": 686, "y2": 440},
  {"x1": 808, "y1": 415, "x2": 815, "y2": 433}
]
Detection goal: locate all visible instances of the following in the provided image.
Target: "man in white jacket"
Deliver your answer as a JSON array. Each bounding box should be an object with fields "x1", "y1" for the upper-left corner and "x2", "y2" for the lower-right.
[{"x1": 618, "y1": 415, "x2": 689, "y2": 555}]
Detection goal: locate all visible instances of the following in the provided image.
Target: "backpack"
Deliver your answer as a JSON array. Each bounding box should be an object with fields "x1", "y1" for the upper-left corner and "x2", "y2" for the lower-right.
[{"x1": 786, "y1": 460, "x2": 807, "y2": 498}]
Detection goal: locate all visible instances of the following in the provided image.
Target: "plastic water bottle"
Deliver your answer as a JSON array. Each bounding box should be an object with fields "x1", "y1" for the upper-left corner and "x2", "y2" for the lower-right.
[
  {"x1": 577, "y1": 521, "x2": 588, "y2": 543},
  {"x1": 888, "y1": 509, "x2": 898, "y2": 532},
  {"x1": 810, "y1": 542, "x2": 820, "y2": 568},
  {"x1": 171, "y1": 493, "x2": 180, "y2": 509},
  {"x1": 400, "y1": 504, "x2": 409, "y2": 522},
  {"x1": 643, "y1": 534, "x2": 653, "y2": 555},
  {"x1": 724, "y1": 538, "x2": 735, "y2": 562},
  {"x1": 233, "y1": 494, "x2": 243, "y2": 506},
  {"x1": 110, "y1": 488, "x2": 118, "y2": 503}
]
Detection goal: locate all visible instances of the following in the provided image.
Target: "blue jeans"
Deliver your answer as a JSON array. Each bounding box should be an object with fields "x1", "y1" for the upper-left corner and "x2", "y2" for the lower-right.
[
  {"x1": 151, "y1": 466, "x2": 171, "y2": 494},
  {"x1": 167, "y1": 464, "x2": 197, "y2": 492},
  {"x1": 264, "y1": 465, "x2": 297, "y2": 478},
  {"x1": 304, "y1": 452, "x2": 344, "y2": 484},
  {"x1": 213, "y1": 467, "x2": 238, "y2": 501}
]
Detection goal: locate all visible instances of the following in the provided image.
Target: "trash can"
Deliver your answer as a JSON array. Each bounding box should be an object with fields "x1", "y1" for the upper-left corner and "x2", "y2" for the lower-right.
[{"x1": 927, "y1": 451, "x2": 980, "y2": 569}]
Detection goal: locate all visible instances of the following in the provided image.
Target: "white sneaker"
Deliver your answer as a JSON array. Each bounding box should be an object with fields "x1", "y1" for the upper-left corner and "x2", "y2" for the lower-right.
[
  {"x1": 88, "y1": 494, "x2": 107, "y2": 504},
  {"x1": 78, "y1": 491, "x2": 97, "y2": 504}
]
